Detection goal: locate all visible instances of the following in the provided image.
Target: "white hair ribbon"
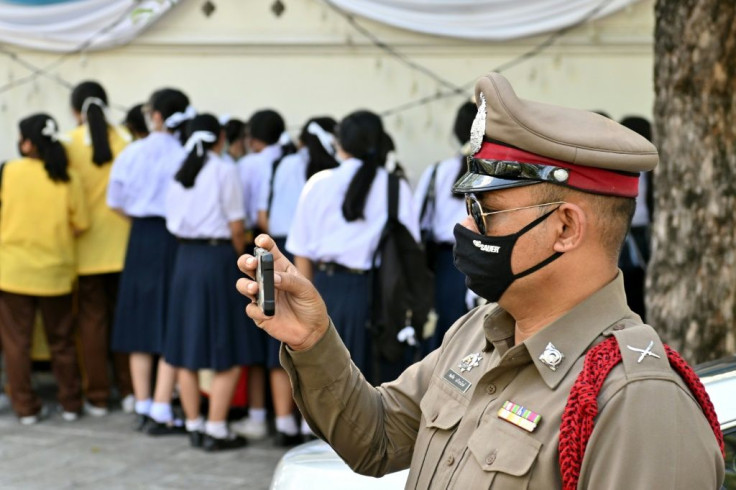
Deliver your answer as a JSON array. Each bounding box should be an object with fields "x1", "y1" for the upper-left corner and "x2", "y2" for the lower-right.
[
  {"x1": 385, "y1": 150, "x2": 398, "y2": 172},
  {"x1": 218, "y1": 114, "x2": 231, "y2": 126},
  {"x1": 41, "y1": 118, "x2": 60, "y2": 142},
  {"x1": 165, "y1": 105, "x2": 197, "y2": 129},
  {"x1": 81, "y1": 97, "x2": 106, "y2": 121},
  {"x1": 184, "y1": 130, "x2": 217, "y2": 157},
  {"x1": 278, "y1": 131, "x2": 292, "y2": 147},
  {"x1": 306, "y1": 122, "x2": 335, "y2": 155}
]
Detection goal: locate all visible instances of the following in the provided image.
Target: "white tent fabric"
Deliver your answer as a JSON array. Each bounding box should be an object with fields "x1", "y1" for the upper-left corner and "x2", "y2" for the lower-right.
[
  {"x1": 0, "y1": 0, "x2": 177, "y2": 52},
  {"x1": 327, "y1": 0, "x2": 641, "y2": 41}
]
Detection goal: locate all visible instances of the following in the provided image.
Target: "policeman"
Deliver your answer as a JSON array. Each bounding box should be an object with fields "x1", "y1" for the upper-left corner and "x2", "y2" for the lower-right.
[{"x1": 237, "y1": 73, "x2": 725, "y2": 488}]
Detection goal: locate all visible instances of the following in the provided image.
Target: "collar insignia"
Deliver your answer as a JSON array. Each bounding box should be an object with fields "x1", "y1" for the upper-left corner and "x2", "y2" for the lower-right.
[
  {"x1": 458, "y1": 352, "x2": 483, "y2": 373},
  {"x1": 539, "y1": 342, "x2": 564, "y2": 371},
  {"x1": 626, "y1": 341, "x2": 661, "y2": 363}
]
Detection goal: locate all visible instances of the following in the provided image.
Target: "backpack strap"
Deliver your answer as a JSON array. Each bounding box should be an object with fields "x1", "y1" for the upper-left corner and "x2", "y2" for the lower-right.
[
  {"x1": 388, "y1": 171, "x2": 400, "y2": 222},
  {"x1": 558, "y1": 335, "x2": 724, "y2": 490},
  {"x1": 419, "y1": 162, "x2": 439, "y2": 228},
  {"x1": 267, "y1": 155, "x2": 286, "y2": 215}
]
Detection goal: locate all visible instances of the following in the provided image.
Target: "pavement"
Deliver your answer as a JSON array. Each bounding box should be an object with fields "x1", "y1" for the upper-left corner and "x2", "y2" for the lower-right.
[{"x1": 0, "y1": 373, "x2": 290, "y2": 490}]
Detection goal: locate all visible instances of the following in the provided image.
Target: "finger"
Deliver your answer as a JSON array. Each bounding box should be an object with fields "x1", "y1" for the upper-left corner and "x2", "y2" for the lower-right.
[
  {"x1": 254, "y1": 234, "x2": 293, "y2": 272},
  {"x1": 237, "y1": 254, "x2": 257, "y2": 278},
  {"x1": 273, "y1": 269, "x2": 314, "y2": 298},
  {"x1": 246, "y1": 301, "x2": 270, "y2": 327},
  {"x1": 236, "y1": 277, "x2": 257, "y2": 301}
]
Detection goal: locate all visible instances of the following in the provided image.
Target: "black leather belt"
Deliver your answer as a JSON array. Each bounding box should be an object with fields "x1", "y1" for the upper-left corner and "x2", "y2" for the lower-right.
[
  {"x1": 178, "y1": 238, "x2": 230, "y2": 246},
  {"x1": 316, "y1": 261, "x2": 369, "y2": 275}
]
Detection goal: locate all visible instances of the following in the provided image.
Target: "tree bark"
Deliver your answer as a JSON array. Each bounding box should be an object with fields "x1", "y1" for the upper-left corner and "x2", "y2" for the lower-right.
[{"x1": 650, "y1": 0, "x2": 736, "y2": 363}]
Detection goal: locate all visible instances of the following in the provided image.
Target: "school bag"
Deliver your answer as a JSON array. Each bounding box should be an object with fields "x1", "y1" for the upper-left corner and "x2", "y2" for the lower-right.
[{"x1": 370, "y1": 173, "x2": 434, "y2": 363}]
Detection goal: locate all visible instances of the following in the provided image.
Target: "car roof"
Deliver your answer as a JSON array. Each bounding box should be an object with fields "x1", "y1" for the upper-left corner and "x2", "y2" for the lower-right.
[{"x1": 697, "y1": 355, "x2": 736, "y2": 430}]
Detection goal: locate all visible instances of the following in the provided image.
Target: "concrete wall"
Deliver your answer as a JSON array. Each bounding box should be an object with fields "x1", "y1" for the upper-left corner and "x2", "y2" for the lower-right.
[{"x1": 0, "y1": 0, "x2": 655, "y2": 183}]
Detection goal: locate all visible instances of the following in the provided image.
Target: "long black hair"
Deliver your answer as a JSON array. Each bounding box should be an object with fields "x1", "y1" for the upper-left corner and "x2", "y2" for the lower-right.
[
  {"x1": 71, "y1": 81, "x2": 112, "y2": 166},
  {"x1": 338, "y1": 110, "x2": 384, "y2": 222},
  {"x1": 174, "y1": 114, "x2": 221, "y2": 188},
  {"x1": 125, "y1": 103, "x2": 149, "y2": 140},
  {"x1": 452, "y1": 101, "x2": 478, "y2": 199},
  {"x1": 149, "y1": 88, "x2": 191, "y2": 145},
  {"x1": 300, "y1": 116, "x2": 339, "y2": 180},
  {"x1": 19, "y1": 114, "x2": 70, "y2": 182}
]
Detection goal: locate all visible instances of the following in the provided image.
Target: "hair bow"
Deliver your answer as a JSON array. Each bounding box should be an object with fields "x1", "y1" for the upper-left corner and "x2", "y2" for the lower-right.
[
  {"x1": 306, "y1": 122, "x2": 335, "y2": 155},
  {"x1": 184, "y1": 130, "x2": 217, "y2": 157}
]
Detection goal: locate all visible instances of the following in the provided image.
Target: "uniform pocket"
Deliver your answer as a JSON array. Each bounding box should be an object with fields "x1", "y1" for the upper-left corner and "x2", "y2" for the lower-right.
[
  {"x1": 467, "y1": 417, "x2": 542, "y2": 482},
  {"x1": 419, "y1": 379, "x2": 466, "y2": 430}
]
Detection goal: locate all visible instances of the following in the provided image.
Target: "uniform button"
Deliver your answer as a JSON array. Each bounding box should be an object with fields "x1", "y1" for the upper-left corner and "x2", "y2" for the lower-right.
[
  {"x1": 446, "y1": 455, "x2": 455, "y2": 466},
  {"x1": 485, "y1": 450, "x2": 497, "y2": 466},
  {"x1": 486, "y1": 384, "x2": 497, "y2": 395}
]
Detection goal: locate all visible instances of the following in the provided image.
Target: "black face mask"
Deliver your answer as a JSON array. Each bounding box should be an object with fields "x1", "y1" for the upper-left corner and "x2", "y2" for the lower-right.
[{"x1": 453, "y1": 207, "x2": 563, "y2": 303}]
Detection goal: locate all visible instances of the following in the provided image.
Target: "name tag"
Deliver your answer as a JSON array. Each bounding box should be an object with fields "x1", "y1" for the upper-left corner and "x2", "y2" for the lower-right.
[{"x1": 443, "y1": 369, "x2": 472, "y2": 393}]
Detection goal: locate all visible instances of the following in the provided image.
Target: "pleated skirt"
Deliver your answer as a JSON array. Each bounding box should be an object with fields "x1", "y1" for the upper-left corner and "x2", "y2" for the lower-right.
[
  {"x1": 111, "y1": 217, "x2": 178, "y2": 354},
  {"x1": 162, "y1": 242, "x2": 265, "y2": 371}
]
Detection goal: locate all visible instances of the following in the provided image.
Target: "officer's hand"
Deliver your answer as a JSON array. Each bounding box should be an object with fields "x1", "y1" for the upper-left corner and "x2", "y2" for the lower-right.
[{"x1": 237, "y1": 234, "x2": 329, "y2": 351}]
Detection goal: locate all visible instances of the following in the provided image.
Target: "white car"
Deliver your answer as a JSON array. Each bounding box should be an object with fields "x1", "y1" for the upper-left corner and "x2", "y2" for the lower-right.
[{"x1": 271, "y1": 355, "x2": 736, "y2": 489}]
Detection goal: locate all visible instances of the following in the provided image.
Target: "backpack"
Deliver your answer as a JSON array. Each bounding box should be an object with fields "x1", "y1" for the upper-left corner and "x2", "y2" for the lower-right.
[{"x1": 370, "y1": 173, "x2": 435, "y2": 363}]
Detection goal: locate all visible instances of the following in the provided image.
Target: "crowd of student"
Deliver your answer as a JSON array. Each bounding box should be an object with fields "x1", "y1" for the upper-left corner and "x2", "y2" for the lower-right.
[{"x1": 0, "y1": 80, "x2": 481, "y2": 453}]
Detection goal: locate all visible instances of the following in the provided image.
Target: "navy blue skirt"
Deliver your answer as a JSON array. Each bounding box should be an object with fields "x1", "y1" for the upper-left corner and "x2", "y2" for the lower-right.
[
  {"x1": 111, "y1": 217, "x2": 178, "y2": 354},
  {"x1": 313, "y1": 268, "x2": 372, "y2": 377},
  {"x1": 427, "y1": 245, "x2": 468, "y2": 352},
  {"x1": 266, "y1": 236, "x2": 293, "y2": 369},
  {"x1": 163, "y1": 242, "x2": 265, "y2": 371}
]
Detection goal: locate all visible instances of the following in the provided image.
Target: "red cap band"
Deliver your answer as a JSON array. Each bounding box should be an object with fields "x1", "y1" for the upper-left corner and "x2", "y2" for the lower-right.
[{"x1": 475, "y1": 142, "x2": 639, "y2": 198}]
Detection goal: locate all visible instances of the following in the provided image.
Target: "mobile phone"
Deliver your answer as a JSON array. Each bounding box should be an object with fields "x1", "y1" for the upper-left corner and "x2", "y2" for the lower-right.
[{"x1": 254, "y1": 247, "x2": 275, "y2": 316}]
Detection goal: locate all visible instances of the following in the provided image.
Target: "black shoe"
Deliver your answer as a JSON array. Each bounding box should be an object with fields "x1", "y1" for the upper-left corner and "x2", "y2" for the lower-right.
[
  {"x1": 145, "y1": 419, "x2": 186, "y2": 436},
  {"x1": 188, "y1": 430, "x2": 204, "y2": 448},
  {"x1": 133, "y1": 414, "x2": 150, "y2": 432},
  {"x1": 274, "y1": 431, "x2": 303, "y2": 448},
  {"x1": 202, "y1": 433, "x2": 248, "y2": 452}
]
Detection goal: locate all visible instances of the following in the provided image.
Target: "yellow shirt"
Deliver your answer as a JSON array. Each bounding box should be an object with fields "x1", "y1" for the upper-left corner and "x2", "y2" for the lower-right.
[
  {"x1": 0, "y1": 158, "x2": 90, "y2": 296},
  {"x1": 65, "y1": 125, "x2": 131, "y2": 274}
]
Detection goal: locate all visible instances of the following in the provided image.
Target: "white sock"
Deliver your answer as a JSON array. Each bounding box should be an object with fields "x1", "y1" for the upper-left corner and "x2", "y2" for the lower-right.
[
  {"x1": 185, "y1": 416, "x2": 205, "y2": 433},
  {"x1": 301, "y1": 418, "x2": 313, "y2": 435},
  {"x1": 249, "y1": 408, "x2": 266, "y2": 423},
  {"x1": 135, "y1": 398, "x2": 152, "y2": 416},
  {"x1": 275, "y1": 415, "x2": 298, "y2": 436},
  {"x1": 149, "y1": 402, "x2": 173, "y2": 423},
  {"x1": 205, "y1": 420, "x2": 229, "y2": 439}
]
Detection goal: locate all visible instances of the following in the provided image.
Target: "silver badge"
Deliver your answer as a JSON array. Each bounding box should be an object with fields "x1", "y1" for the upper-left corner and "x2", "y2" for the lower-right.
[
  {"x1": 468, "y1": 93, "x2": 487, "y2": 156},
  {"x1": 458, "y1": 352, "x2": 483, "y2": 373},
  {"x1": 626, "y1": 341, "x2": 661, "y2": 363},
  {"x1": 539, "y1": 342, "x2": 564, "y2": 371},
  {"x1": 552, "y1": 168, "x2": 569, "y2": 183}
]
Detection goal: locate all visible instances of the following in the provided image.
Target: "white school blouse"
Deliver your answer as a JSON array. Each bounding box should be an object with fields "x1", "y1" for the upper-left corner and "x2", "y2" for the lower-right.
[
  {"x1": 236, "y1": 144, "x2": 282, "y2": 228},
  {"x1": 107, "y1": 132, "x2": 183, "y2": 218},
  {"x1": 286, "y1": 158, "x2": 420, "y2": 271},
  {"x1": 261, "y1": 148, "x2": 308, "y2": 238},
  {"x1": 413, "y1": 155, "x2": 467, "y2": 244},
  {"x1": 165, "y1": 152, "x2": 245, "y2": 239}
]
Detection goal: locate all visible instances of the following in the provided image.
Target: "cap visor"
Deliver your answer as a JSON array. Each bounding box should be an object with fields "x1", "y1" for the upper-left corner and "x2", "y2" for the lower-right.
[{"x1": 452, "y1": 171, "x2": 540, "y2": 194}]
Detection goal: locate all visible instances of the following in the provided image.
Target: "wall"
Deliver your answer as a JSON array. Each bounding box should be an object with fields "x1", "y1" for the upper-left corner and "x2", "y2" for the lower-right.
[{"x1": 0, "y1": 0, "x2": 656, "y2": 182}]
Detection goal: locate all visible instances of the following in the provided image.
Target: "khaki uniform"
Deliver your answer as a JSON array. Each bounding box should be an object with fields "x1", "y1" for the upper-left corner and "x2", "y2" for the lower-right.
[{"x1": 281, "y1": 274, "x2": 725, "y2": 489}]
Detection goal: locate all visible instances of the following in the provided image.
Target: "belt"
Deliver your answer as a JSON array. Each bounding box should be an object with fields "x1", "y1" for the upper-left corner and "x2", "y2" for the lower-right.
[
  {"x1": 178, "y1": 238, "x2": 231, "y2": 246},
  {"x1": 316, "y1": 261, "x2": 370, "y2": 275}
]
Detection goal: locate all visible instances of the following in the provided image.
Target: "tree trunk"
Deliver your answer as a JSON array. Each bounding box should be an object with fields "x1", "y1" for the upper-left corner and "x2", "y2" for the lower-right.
[{"x1": 649, "y1": 0, "x2": 736, "y2": 363}]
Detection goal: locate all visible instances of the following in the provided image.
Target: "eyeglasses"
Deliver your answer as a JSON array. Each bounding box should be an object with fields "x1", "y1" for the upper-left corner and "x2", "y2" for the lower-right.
[{"x1": 465, "y1": 193, "x2": 566, "y2": 235}]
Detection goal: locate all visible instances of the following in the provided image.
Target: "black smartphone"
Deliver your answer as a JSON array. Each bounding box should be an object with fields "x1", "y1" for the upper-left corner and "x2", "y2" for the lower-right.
[{"x1": 254, "y1": 247, "x2": 275, "y2": 316}]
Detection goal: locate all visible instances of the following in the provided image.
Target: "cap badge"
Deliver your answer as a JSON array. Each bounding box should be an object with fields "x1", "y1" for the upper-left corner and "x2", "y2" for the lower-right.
[
  {"x1": 552, "y1": 168, "x2": 569, "y2": 183},
  {"x1": 626, "y1": 341, "x2": 661, "y2": 363},
  {"x1": 469, "y1": 93, "x2": 487, "y2": 156},
  {"x1": 497, "y1": 400, "x2": 542, "y2": 432},
  {"x1": 458, "y1": 352, "x2": 483, "y2": 373},
  {"x1": 539, "y1": 342, "x2": 564, "y2": 371}
]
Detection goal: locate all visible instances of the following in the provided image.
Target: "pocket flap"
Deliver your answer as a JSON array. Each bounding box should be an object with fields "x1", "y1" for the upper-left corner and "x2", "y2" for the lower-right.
[
  {"x1": 419, "y1": 382, "x2": 466, "y2": 430},
  {"x1": 468, "y1": 418, "x2": 542, "y2": 475}
]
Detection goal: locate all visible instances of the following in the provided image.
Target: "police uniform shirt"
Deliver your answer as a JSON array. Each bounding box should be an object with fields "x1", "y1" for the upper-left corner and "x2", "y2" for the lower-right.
[
  {"x1": 260, "y1": 148, "x2": 308, "y2": 237},
  {"x1": 165, "y1": 152, "x2": 245, "y2": 239},
  {"x1": 236, "y1": 143, "x2": 282, "y2": 228},
  {"x1": 285, "y1": 157, "x2": 420, "y2": 271},
  {"x1": 280, "y1": 273, "x2": 725, "y2": 489},
  {"x1": 107, "y1": 132, "x2": 184, "y2": 218},
  {"x1": 413, "y1": 155, "x2": 466, "y2": 244},
  {"x1": 65, "y1": 124, "x2": 131, "y2": 275}
]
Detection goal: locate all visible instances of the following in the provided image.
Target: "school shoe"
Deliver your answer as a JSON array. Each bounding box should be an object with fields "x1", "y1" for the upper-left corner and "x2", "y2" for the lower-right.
[
  {"x1": 133, "y1": 414, "x2": 150, "y2": 431},
  {"x1": 188, "y1": 430, "x2": 204, "y2": 448},
  {"x1": 274, "y1": 431, "x2": 302, "y2": 448},
  {"x1": 61, "y1": 410, "x2": 81, "y2": 422},
  {"x1": 121, "y1": 394, "x2": 136, "y2": 414},
  {"x1": 19, "y1": 405, "x2": 50, "y2": 426},
  {"x1": 145, "y1": 418, "x2": 187, "y2": 436},
  {"x1": 202, "y1": 432, "x2": 248, "y2": 452},
  {"x1": 84, "y1": 402, "x2": 109, "y2": 417},
  {"x1": 231, "y1": 417, "x2": 268, "y2": 440}
]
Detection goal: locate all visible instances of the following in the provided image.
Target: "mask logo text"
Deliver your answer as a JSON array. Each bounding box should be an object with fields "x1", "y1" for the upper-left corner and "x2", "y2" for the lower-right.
[{"x1": 473, "y1": 240, "x2": 500, "y2": 253}]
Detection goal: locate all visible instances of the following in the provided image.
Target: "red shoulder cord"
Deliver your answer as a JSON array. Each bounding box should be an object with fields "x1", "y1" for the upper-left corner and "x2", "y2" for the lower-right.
[{"x1": 558, "y1": 336, "x2": 725, "y2": 490}]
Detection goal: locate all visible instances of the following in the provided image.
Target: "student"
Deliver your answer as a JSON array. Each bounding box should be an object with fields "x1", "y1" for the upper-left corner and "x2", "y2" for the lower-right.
[
  {"x1": 124, "y1": 103, "x2": 149, "y2": 141},
  {"x1": 107, "y1": 88, "x2": 193, "y2": 434},
  {"x1": 163, "y1": 114, "x2": 250, "y2": 451},
  {"x1": 413, "y1": 101, "x2": 477, "y2": 352},
  {"x1": 285, "y1": 110, "x2": 419, "y2": 383},
  {"x1": 247, "y1": 116, "x2": 339, "y2": 444},
  {"x1": 221, "y1": 118, "x2": 247, "y2": 163},
  {"x1": 67, "y1": 81, "x2": 134, "y2": 416},
  {"x1": 0, "y1": 114, "x2": 89, "y2": 424},
  {"x1": 233, "y1": 108, "x2": 289, "y2": 440}
]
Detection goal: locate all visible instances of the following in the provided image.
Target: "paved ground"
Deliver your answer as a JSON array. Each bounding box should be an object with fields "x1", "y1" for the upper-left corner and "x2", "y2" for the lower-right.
[{"x1": 0, "y1": 374, "x2": 289, "y2": 490}]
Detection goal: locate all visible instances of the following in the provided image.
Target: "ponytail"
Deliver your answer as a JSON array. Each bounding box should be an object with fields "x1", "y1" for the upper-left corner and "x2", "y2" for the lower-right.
[
  {"x1": 174, "y1": 114, "x2": 220, "y2": 188},
  {"x1": 71, "y1": 81, "x2": 113, "y2": 166},
  {"x1": 19, "y1": 114, "x2": 70, "y2": 182},
  {"x1": 301, "y1": 117, "x2": 339, "y2": 180},
  {"x1": 337, "y1": 110, "x2": 384, "y2": 222},
  {"x1": 149, "y1": 88, "x2": 192, "y2": 145}
]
